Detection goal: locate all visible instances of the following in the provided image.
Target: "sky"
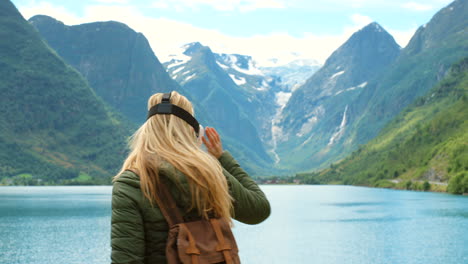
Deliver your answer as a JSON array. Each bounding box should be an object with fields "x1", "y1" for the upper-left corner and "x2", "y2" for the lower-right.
[{"x1": 11, "y1": 0, "x2": 454, "y2": 66}]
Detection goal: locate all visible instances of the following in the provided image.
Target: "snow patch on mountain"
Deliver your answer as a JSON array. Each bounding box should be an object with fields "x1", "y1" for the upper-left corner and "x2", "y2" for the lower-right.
[
  {"x1": 335, "y1": 81, "x2": 368, "y2": 95},
  {"x1": 233, "y1": 61, "x2": 263, "y2": 76},
  {"x1": 276, "y1": 91, "x2": 292, "y2": 106},
  {"x1": 358, "y1": 81, "x2": 368, "y2": 88},
  {"x1": 229, "y1": 74, "x2": 246, "y2": 86},
  {"x1": 297, "y1": 105, "x2": 325, "y2": 137},
  {"x1": 216, "y1": 61, "x2": 229, "y2": 70},
  {"x1": 254, "y1": 80, "x2": 270, "y2": 91},
  {"x1": 185, "y1": 73, "x2": 196, "y2": 82},
  {"x1": 297, "y1": 117, "x2": 319, "y2": 138},
  {"x1": 373, "y1": 23, "x2": 383, "y2": 32},
  {"x1": 166, "y1": 53, "x2": 191, "y2": 69},
  {"x1": 172, "y1": 66, "x2": 185, "y2": 74},
  {"x1": 330, "y1": 70, "x2": 345, "y2": 79},
  {"x1": 328, "y1": 105, "x2": 348, "y2": 145},
  {"x1": 221, "y1": 54, "x2": 263, "y2": 76}
]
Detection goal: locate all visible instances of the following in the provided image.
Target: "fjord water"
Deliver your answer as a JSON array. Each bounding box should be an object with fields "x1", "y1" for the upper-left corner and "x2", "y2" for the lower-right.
[{"x1": 0, "y1": 186, "x2": 466, "y2": 264}]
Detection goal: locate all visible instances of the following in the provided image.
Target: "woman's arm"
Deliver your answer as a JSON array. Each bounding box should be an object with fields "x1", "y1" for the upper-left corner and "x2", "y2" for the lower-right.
[
  {"x1": 219, "y1": 151, "x2": 271, "y2": 224},
  {"x1": 111, "y1": 181, "x2": 145, "y2": 264},
  {"x1": 202, "y1": 127, "x2": 271, "y2": 225}
]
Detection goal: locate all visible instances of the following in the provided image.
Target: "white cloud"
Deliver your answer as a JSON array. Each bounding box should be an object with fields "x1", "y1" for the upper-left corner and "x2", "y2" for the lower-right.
[
  {"x1": 402, "y1": 2, "x2": 433, "y2": 11},
  {"x1": 94, "y1": 0, "x2": 128, "y2": 4},
  {"x1": 350, "y1": 14, "x2": 373, "y2": 28},
  {"x1": 388, "y1": 27, "x2": 417, "y2": 48},
  {"x1": 16, "y1": 3, "x2": 415, "y2": 66},
  {"x1": 151, "y1": 0, "x2": 285, "y2": 12},
  {"x1": 151, "y1": 1, "x2": 169, "y2": 9},
  {"x1": 344, "y1": 0, "x2": 371, "y2": 8},
  {"x1": 20, "y1": 2, "x2": 83, "y2": 25}
]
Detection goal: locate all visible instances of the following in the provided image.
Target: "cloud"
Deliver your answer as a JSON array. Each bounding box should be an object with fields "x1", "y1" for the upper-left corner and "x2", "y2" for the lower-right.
[
  {"x1": 17, "y1": 2, "x2": 335, "y2": 64},
  {"x1": 94, "y1": 0, "x2": 128, "y2": 4},
  {"x1": 402, "y1": 2, "x2": 433, "y2": 11},
  {"x1": 20, "y1": 2, "x2": 83, "y2": 25},
  {"x1": 388, "y1": 27, "x2": 417, "y2": 48},
  {"x1": 151, "y1": 1, "x2": 169, "y2": 9},
  {"x1": 350, "y1": 14, "x2": 373, "y2": 27},
  {"x1": 150, "y1": 0, "x2": 285, "y2": 12},
  {"x1": 16, "y1": 3, "x2": 414, "y2": 66}
]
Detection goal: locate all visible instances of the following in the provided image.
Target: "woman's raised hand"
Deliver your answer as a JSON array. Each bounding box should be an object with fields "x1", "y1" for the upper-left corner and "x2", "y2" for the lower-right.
[{"x1": 202, "y1": 127, "x2": 223, "y2": 159}]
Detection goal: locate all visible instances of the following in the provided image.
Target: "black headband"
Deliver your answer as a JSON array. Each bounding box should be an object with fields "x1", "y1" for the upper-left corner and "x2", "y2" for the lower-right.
[{"x1": 147, "y1": 92, "x2": 200, "y2": 136}]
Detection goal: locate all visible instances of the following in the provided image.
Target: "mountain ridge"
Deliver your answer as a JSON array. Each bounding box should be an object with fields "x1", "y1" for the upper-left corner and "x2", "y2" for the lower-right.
[
  {"x1": 0, "y1": 1, "x2": 131, "y2": 185},
  {"x1": 276, "y1": 21, "x2": 401, "y2": 170},
  {"x1": 29, "y1": 14, "x2": 181, "y2": 124}
]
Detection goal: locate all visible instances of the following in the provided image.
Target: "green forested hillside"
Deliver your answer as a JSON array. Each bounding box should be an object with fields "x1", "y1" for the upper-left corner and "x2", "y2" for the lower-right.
[
  {"x1": 0, "y1": 0, "x2": 132, "y2": 185},
  {"x1": 298, "y1": 58, "x2": 468, "y2": 194},
  {"x1": 29, "y1": 15, "x2": 181, "y2": 124}
]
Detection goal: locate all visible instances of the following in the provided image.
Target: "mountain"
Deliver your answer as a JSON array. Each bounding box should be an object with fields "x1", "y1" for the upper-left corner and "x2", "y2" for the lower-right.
[
  {"x1": 29, "y1": 15, "x2": 180, "y2": 124},
  {"x1": 278, "y1": 0, "x2": 467, "y2": 172},
  {"x1": 0, "y1": 1, "x2": 131, "y2": 185},
  {"x1": 276, "y1": 22, "x2": 401, "y2": 169},
  {"x1": 299, "y1": 57, "x2": 468, "y2": 194},
  {"x1": 212, "y1": 52, "x2": 280, "y2": 144},
  {"x1": 164, "y1": 43, "x2": 274, "y2": 166},
  {"x1": 30, "y1": 18, "x2": 275, "y2": 176},
  {"x1": 165, "y1": 45, "x2": 322, "y2": 165},
  {"x1": 350, "y1": 0, "x2": 468, "y2": 146}
]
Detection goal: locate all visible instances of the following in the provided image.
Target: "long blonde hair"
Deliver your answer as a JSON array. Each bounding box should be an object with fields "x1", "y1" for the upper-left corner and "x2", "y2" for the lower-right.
[{"x1": 115, "y1": 91, "x2": 233, "y2": 220}]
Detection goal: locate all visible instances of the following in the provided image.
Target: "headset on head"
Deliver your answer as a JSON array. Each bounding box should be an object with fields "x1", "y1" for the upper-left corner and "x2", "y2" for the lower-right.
[{"x1": 147, "y1": 92, "x2": 204, "y2": 140}]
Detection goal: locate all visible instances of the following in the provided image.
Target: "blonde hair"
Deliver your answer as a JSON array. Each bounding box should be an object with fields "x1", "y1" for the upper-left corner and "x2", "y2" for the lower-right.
[{"x1": 115, "y1": 91, "x2": 233, "y2": 220}]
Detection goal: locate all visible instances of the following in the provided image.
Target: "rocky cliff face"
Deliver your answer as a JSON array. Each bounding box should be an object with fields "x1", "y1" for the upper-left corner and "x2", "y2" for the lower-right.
[
  {"x1": 276, "y1": 22, "x2": 401, "y2": 169},
  {"x1": 278, "y1": 0, "x2": 467, "y2": 172}
]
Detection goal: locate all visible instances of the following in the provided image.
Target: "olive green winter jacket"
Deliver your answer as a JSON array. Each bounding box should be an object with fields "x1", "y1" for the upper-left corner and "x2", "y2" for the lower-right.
[{"x1": 111, "y1": 151, "x2": 271, "y2": 264}]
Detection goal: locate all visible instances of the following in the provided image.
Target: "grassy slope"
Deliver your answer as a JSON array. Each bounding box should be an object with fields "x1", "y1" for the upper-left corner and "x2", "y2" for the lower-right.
[
  {"x1": 0, "y1": 1, "x2": 131, "y2": 185},
  {"x1": 298, "y1": 58, "x2": 468, "y2": 194}
]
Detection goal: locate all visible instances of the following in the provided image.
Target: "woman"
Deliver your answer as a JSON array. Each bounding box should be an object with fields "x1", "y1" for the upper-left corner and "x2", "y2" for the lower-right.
[{"x1": 111, "y1": 91, "x2": 271, "y2": 264}]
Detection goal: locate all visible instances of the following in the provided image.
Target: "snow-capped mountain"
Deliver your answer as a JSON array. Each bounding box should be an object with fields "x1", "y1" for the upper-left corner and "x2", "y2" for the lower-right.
[
  {"x1": 164, "y1": 42, "x2": 322, "y2": 164},
  {"x1": 164, "y1": 42, "x2": 275, "y2": 169}
]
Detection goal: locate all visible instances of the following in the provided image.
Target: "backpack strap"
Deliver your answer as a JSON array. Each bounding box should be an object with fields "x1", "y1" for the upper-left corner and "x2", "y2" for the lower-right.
[
  {"x1": 210, "y1": 218, "x2": 234, "y2": 264},
  {"x1": 125, "y1": 169, "x2": 184, "y2": 226},
  {"x1": 155, "y1": 181, "x2": 185, "y2": 226}
]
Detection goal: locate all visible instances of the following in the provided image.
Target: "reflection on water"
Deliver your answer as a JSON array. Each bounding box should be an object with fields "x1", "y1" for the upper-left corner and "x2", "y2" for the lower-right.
[
  {"x1": 324, "y1": 201, "x2": 393, "y2": 207},
  {"x1": 317, "y1": 216, "x2": 411, "y2": 223},
  {"x1": 427, "y1": 209, "x2": 468, "y2": 218},
  {"x1": 0, "y1": 185, "x2": 467, "y2": 264}
]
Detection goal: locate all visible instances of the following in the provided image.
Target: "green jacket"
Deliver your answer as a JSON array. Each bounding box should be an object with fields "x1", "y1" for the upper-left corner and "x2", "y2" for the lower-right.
[{"x1": 111, "y1": 151, "x2": 271, "y2": 264}]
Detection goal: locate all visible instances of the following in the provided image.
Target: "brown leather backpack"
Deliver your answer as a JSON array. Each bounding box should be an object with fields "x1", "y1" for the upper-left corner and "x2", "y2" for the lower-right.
[{"x1": 154, "y1": 180, "x2": 241, "y2": 264}]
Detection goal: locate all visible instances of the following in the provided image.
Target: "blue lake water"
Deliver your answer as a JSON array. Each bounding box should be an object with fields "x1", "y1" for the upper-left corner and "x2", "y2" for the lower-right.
[{"x1": 0, "y1": 185, "x2": 467, "y2": 264}]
